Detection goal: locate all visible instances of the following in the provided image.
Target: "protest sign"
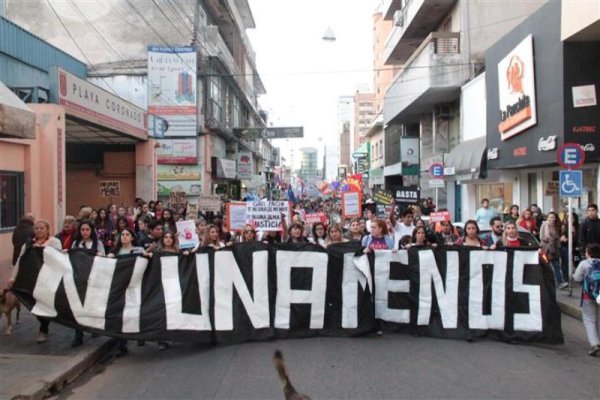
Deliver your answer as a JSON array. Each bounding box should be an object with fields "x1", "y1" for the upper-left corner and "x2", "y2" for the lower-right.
[
  {"x1": 227, "y1": 201, "x2": 247, "y2": 231},
  {"x1": 168, "y1": 191, "x2": 187, "y2": 213},
  {"x1": 342, "y1": 191, "x2": 361, "y2": 219},
  {"x1": 198, "y1": 194, "x2": 223, "y2": 213},
  {"x1": 176, "y1": 220, "x2": 199, "y2": 249},
  {"x1": 99, "y1": 180, "x2": 120, "y2": 197},
  {"x1": 429, "y1": 211, "x2": 451, "y2": 222},
  {"x1": 304, "y1": 212, "x2": 330, "y2": 225},
  {"x1": 246, "y1": 201, "x2": 291, "y2": 231}
]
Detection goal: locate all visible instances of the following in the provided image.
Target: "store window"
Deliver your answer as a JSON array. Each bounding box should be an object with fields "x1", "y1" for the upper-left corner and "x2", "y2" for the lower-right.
[
  {"x1": 527, "y1": 173, "x2": 537, "y2": 206},
  {"x1": 477, "y1": 182, "x2": 513, "y2": 214},
  {"x1": 0, "y1": 171, "x2": 24, "y2": 231}
]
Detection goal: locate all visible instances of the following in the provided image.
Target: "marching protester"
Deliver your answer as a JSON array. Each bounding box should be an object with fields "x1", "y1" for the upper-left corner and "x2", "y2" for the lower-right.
[
  {"x1": 482, "y1": 217, "x2": 504, "y2": 247},
  {"x1": 409, "y1": 226, "x2": 435, "y2": 247},
  {"x1": 540, "y1": 211, "x2": 567, "y2": 289},
  {"x1": 55, "y1": 216, "x2": 77, "y2": 249},
  {"x1": 161, "y1": 208, "x2": 177, "y2": 234},
  {"x1": 139, "y1": 219, "x2": 164, "y2": 252},
  {"x1": 518, "y1": 208, "x2": 539, "y2": 238},
  {"x1": 324, "y1": 224, "x2": 347, "y2": 247},
  {"x1": 435, "y1": 221, "x2": 459, "y2": 246},
  {"x1": 8, "y1": 219, "x2": 62, "y2": 344},
  {"x1": 493, "y1": 221, "x2": 529, "y2": 248},
  {"x1": 392, "y1": 209, "x2": 415, "y2": 249},
  {"x1": 241, "y1": 224, "x2": 258, "y2": 242},
  {"x1": 572, "y1": 244, "x2": 600, "y2": 357},
  {"x1": 504, "y1": 204, "x2": 520, "y2": 223},
  {"x1": 346, "y1": 218, "x2": 364, "y2": 241},
  {"x1": 361, "y1": 219, "x2": 394, "y2": 252},
  {"x1": 579, "y1": 204, "x2": 600, "y2": 256},
  {"x1": 310, "y1": 222, "x2": 327, "y2": 247},
  {"x1": 560, "y1": 212, "x2": 580, "y2": 280},
  {"x1": 203, "y1": 224, "x2": 226, "y2": 249},
  {"x1": 11, "y1": 213, "x2": 35, "y2": 266},
  {"x1": 455, "y1": 220, "x2": 487, "y2": 248},
  {"x1": 95, "y1": 208, "x2": 112, "y2": 249},
  {"x1": 107, "y1": 228, "x2": 144, "y2": 257},
  {"x1": 284, "y1": 223, "x2": 310, "y2": 243}
]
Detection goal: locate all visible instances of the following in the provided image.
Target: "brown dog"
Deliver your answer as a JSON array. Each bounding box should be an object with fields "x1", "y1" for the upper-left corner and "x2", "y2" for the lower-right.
[
  {"x1": 0, "y1": 289, "x2": 21, "y2": 334},
  {"x1": 273, "y1": 350, "x2": 311, "y2": 400}
]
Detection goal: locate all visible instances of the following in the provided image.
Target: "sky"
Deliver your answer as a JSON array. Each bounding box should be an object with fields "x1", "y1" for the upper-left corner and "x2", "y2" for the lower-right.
[{"x1": 247, "y1": 0, "x2": 379, "y2": 171}]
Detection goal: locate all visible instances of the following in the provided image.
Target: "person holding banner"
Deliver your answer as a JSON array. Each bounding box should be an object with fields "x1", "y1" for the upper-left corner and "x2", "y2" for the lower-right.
[
  {"x1": 242, "y1": 224, "x2": 258, "y2": 242},
  {"x1": 8, "y1": 219, "x2": 62, "y2": 344},
  {"x1": 203, "y1": 224, "x2": 226, "y2": 250},
  {"x1": 284, "y1": 223, "x2": 310, "y2": 244},
  {"x1": 345, "y1": 219, "x2": 364, "y2": 241},
  {"x1": 435, "y1": 221, "x2": 459, "y2": 246},
  {"x1": 324, "y1": 224, "x2": 347, "y2": 247},
  {"x1": 361, "y1": 219, "x2": 394, "y2": 252},
  {"x1": 107, "y1": 228, "x2": 145, "y2": 257},
  {"x1": 455, "y1": 220, "x2": 488, "y2": 248},
  {"x1": 310, "y1": 223, "x2": 327, "y2": 247},
  {"x1": 493, "y1": 221, "x2": 529, "y2": 248},
  {"x1": 162, "y1": 209, "x2": 178, "y2": 234},
  {"x1": 409, "y1": 226, "x2": 436, "y2": 247}
]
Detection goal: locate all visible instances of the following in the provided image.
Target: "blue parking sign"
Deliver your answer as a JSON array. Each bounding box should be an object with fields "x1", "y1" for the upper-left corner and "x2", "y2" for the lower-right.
[{"x1": 559, "y1": 170, "x2": 582, "y2": 197}]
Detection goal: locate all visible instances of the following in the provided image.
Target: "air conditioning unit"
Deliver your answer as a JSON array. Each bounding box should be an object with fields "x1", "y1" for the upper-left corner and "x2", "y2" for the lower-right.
[
  {"x1": 393, "y1": 10, "x2": 404, "y2": 27},
  {"x1": 436, "y1": 104, "x2": 452, "y2": 120}
]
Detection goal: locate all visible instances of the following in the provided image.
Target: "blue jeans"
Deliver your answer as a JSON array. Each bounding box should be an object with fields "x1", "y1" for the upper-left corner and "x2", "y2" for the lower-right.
[{"x1": 549, "y1": 258, "x2": 564, "y2": 285}]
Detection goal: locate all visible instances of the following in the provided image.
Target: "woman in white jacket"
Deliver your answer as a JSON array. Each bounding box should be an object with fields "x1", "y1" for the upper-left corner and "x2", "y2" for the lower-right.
[{"x1": 572, "y1": 243, "x2": 600, "y2": 356}]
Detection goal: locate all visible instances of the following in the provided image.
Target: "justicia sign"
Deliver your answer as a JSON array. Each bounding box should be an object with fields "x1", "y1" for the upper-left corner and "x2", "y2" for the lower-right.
[{"x1": 497, "y1": 35, "x2": 537, "y2": 141}]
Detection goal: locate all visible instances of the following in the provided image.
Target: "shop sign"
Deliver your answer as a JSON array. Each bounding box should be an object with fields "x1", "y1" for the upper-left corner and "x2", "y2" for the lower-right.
[
  {"x1": 100, "y1": 180, "x2": 121, "y2": 197},
  {"x1": 157, "y1": 139, "x2": 197, "y2": 164},
  {"x1": 581, "y1": 143, "x2": 595, "y2": 152},
  {"x1": 487, "y1": 148, "x2": 499, "y2": 160},
  {"x1": 537, "y1": 135, "x2": 557, "y2": 152},
  {"x1": 572, "y1": 84, "x2": 597, "y2": 108},
  {"x1": 157, "y1": 181, "x2": 202, "y2": 196},
  {"x1": 497, "y1": 35, "x2": 537, "y2": 141},
  {"x1": 369, "y1": 168, "x2": 384, "y2": 185},
  {"x1": 212, "y1": 157, "x2": 237, "y2": 179},
  {"x1": 237, "y1": 151, "x2": 253, "y2": 180},
  {"x1": 513, "y1": 147, "x2": 527, "y2": 157},
  {"x1": 147, "y1": 46, "x2": 197, "y2": 137},
  {"x1": 157, "y1": 164, "x2": 202, "y2": 181},
  {"x1": 443, "y1": 167, "x2": 455, "y2": 176},
  {"x1": 57, "y1": 69, "x2": 147, "y2": 140}
]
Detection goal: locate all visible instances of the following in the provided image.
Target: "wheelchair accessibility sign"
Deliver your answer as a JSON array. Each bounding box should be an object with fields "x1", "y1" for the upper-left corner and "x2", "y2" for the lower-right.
[{"x1": 559, "y1": 170, "x2": 582, "y2": 197}]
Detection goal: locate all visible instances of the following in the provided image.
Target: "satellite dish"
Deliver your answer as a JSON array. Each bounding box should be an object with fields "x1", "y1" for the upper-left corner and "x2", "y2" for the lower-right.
[{"x1": 322, "y1": 27, "x2": 336, "y2": 42}]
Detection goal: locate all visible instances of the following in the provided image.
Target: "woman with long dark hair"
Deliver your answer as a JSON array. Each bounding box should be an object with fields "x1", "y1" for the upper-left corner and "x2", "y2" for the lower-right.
[
  {"x1": 72, "y1": 221, "x2": 105, "y2": 256},
  {"x1": 540, "y1": 211, "x2": 567, "y2": 289},
  {"x1": 455, "y1": 220, "x2": 487, "y2": 248},
  {"x1": 162, "y1": 208, "x2": 177, "y2": 234},
  {"x1": 107, "y1": 227, "x2": 144, "y2": 257},
  {"x1": 310, "y1": 222, "x2": 327, "y2": 247},
  {"x1": 95, "y1": 208, "x2": 112, "y2": 249}
]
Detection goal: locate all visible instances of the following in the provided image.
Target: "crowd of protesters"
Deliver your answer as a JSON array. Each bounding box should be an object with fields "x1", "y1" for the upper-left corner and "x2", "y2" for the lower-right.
[{"x1": 7, "y1": 195, "x2": 600, "y2": 356}]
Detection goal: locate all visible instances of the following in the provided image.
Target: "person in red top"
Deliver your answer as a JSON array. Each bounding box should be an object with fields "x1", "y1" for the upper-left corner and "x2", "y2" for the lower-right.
[
  {"x1": 493, "y1": 221, "x2": 529, "y2": 248},
  {"x1": 517, "y1": 208, "x2": 538, "y2": 237}
]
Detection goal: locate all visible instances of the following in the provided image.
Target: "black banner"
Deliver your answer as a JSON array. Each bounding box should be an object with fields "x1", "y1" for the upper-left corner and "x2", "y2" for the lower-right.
[{"x1": 11, "y1": 244, "x2": 563, "y2": 344}]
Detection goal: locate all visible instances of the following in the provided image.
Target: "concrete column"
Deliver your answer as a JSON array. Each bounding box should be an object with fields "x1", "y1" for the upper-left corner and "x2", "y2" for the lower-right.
[{"x1": 135, "y1": 139, "x2": 157, "y2": 202}]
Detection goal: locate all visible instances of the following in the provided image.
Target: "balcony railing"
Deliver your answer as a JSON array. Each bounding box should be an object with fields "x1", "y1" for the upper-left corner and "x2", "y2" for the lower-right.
[{"x1": 384, "y1": 32, "x2": 467, "y2": 123}]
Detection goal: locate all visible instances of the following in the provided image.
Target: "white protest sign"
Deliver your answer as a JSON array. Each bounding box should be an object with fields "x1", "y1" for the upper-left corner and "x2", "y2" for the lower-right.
[
  {"x1": 176, "y1": 220, "x2": 199, "y2": 249},
  {"x1": 247, "y1": 201, "x2": 291, "y2": 231}
]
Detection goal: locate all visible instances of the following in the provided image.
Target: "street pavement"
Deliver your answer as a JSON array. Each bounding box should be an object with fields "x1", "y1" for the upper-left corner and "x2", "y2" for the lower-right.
[
  {"x1": 50, "y1": 314, "x2": 599, "y2": 400},
  {"x1": 0, "y1": 310, "x2": 114, "y2": 400}
]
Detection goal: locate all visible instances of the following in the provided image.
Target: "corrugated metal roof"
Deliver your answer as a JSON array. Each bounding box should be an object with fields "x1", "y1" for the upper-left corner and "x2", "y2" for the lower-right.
[{"x1": 0, "y1": 16, "x2": 87, "y2": 78}]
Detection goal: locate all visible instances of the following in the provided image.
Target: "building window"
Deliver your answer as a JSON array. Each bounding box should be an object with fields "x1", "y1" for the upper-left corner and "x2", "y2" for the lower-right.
[
  {"x1": 0, "y1": 171, "x2": 24, "y2": 231},
  {"x1": 209, "y1": 76, "x2": 222, "y2": 122}
]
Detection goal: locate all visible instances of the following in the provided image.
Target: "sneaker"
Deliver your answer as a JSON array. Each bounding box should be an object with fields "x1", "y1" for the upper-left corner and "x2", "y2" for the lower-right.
[
  {"x1": 558, "y1": 282, "x2": 569, "y2": 290},
  {"x1": 588, "y1": 344, "x2": 600, "y2": 356},
  {"x1": 36, "y1": 332, "x2": 47, "y2": 344},
  {"x1": 158, "y1": 342, "x2": 169, "y2": 351},
  {"x1": 71, "y1": 337, "x2": 83, "y2": 348}
]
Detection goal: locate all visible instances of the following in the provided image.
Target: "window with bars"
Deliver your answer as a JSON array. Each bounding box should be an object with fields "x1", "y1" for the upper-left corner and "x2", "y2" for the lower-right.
[{"x1": 0, "y1": 171, "x2": 24, "y2": 231}]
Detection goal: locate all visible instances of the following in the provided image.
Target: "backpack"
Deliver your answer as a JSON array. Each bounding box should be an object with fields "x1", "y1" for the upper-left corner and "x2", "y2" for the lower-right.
[{"x1": 582, "y1": 259, "x2": 600, "y2": 300}]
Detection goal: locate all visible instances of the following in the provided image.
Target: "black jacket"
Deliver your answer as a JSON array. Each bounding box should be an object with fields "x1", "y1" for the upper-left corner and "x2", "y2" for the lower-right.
[
  {"x1": 11, "y1": 218, "x2": 34, "y2": 265},
  {"x1": 579, "y1": 217, "x2": 600, "y2": 251}
]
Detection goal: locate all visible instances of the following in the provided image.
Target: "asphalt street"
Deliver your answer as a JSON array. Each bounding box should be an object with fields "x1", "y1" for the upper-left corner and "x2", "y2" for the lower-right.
[{"x1": 54, "y1": 314, "x2": 599, "y2": 400}]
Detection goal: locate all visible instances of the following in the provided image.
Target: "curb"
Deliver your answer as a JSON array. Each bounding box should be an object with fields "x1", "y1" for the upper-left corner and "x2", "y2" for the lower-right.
[
  {"x1": 14, "y1": 338, "x2": 117, "y2": 400},
  {"x1": 557, "y1": 299, "x2": 582, "y2": 322}
]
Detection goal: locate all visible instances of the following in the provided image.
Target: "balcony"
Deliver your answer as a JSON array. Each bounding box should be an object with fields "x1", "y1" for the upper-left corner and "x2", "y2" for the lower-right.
[
  {"x1": 383, "y1": 0, "x2": 458, "y2": 65},
  {"x1": 383, "y1": 32, "x2": 468, "y2": 124},
  {"x1": 382, "y1": 0, "x2": 404, "y2": 20}
]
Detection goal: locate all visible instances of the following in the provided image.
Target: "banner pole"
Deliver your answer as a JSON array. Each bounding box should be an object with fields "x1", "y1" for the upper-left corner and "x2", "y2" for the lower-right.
[{"x1": 568, "y1": 196, "x2": 573, "y2": 297}]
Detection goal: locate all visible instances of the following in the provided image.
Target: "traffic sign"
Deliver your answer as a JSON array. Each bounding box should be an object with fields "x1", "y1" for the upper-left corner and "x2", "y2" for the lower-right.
[
  {"x1": 557, "y1": 143, "x2": 585, "y2": 170},
  {"x1": 429, "y1": 163, "x2": 444, "y2": 178},
  {"x1": 559, "y1": 170, "x2": 582, "y2": 197},
  {"x1": 233, "y1": 127, "x2": 304, "y2": 139}
]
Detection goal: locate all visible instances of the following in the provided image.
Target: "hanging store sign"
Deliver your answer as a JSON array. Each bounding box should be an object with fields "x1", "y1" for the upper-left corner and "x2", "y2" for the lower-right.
[
  {"x1": 236, "y1": 151, "x2": 253, "y2": 180},
  {"x1": 572, "y1": 84, "x2": 597, "y2": 108},
  {"x1": 56, "y1": 69, "x2": 147, "y2": 140},
  {"x1": 211, "y1": 157, "x2": 237, "y2": 179},
  {"x1": 157, "y1": 181, "x2": 202, "y2": 196},
  {"x1": 157, "y1": 139, "x2": 198, "y2": 164},
  {"x1": 148, "y1": 46, "x2": 197, "y2": 137},
  {"x1": 157, "y1": 165, "x2": 202, "y2": 181},
  {"x1": 497, "y1": 35, "x2": 537, "y2": 141}
]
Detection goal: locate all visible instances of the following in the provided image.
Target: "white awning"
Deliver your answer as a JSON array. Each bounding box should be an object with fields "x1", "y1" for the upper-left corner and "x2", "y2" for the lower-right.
[
  {"x1": 0, "y1": 82, "x2": 36, "y2": 139},
  {"x1": 444, "y1": 137, "x2": 487, "y2": 179}
]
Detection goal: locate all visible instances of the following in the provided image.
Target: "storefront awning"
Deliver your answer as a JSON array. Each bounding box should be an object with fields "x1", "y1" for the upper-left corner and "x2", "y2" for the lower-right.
[
  {"x1": 444, "y1": 137, "x2": 487, "y2": 179},
  {"x1": 0, "y1": 82, "x2": 36, "y2": 139}
]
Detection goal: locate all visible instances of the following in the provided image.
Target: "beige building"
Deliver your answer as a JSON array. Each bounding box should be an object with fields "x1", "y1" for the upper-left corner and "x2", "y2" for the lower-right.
[{"x1": 353, "y1": 91, "x2": 375, "y2": 151}]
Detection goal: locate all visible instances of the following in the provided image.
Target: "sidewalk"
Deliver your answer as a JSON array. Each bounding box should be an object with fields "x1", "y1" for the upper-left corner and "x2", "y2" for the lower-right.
[
  {"x1": 0, "y1": 310, "x2": 115, "y2": 400},
  {"x1": 556, "y1": 282, "x2": 583, "y2": 321}
]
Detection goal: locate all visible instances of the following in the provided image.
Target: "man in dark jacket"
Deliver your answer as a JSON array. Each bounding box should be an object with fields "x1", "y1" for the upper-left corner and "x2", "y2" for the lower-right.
[
  {"x1": 11, "y1": 214, "x2": 35, "y2": 265},
  {"x1": 579, "y1": 204, "x2": 600, "y2": 255}
]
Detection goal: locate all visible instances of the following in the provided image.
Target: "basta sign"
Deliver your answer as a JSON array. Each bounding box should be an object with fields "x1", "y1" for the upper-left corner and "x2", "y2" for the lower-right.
[{"x1": 497, "y1": 35, "x2": 537, "y2": 141}]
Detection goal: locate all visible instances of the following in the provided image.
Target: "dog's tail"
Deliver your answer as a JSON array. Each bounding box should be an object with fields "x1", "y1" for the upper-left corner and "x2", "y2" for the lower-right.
[{"x1": 273, "y1": 350, "x2": 291, "y2": 386}]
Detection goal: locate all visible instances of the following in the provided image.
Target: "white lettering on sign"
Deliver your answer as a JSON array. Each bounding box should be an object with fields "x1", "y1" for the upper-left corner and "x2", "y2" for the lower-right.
[{"x1": 537, "y1": 136, "x2": 556, "y2": 152}]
